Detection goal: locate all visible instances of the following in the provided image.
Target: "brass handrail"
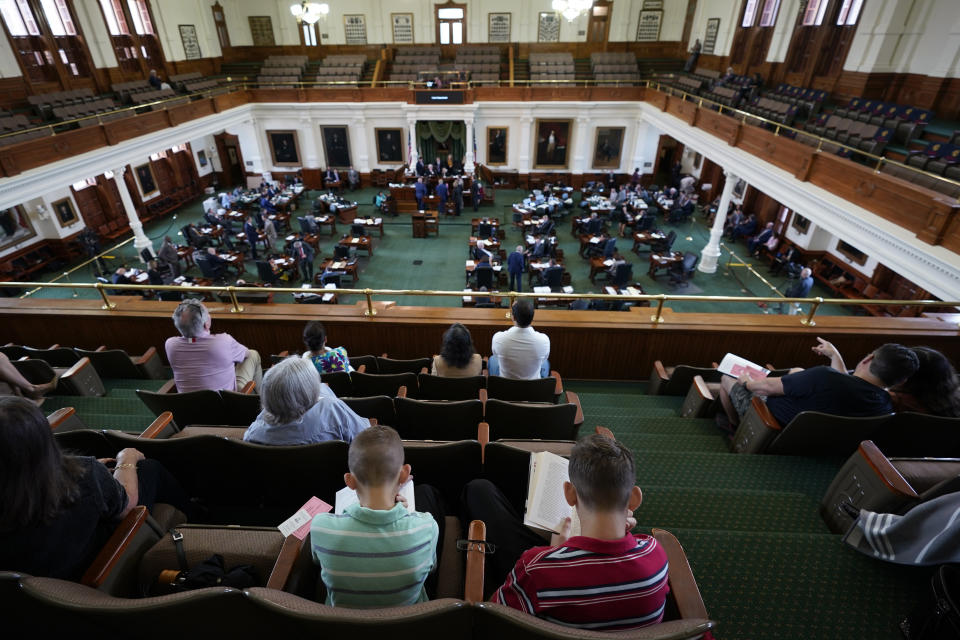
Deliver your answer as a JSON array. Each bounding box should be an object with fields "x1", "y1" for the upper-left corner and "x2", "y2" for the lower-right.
[{"x1": 1, "y1": 280, "x2": 955, "y2": 327}]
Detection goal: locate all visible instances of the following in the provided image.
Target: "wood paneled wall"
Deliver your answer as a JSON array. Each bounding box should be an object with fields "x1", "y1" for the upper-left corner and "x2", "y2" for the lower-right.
[{"x1": 1, "y1": 298, "x2": 956, "y2": 380}]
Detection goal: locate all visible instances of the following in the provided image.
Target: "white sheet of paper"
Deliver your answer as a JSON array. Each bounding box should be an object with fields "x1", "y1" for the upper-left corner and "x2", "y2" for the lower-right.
[{"x1": 335, "y1": 478, "x2": 415, "y2": 514}]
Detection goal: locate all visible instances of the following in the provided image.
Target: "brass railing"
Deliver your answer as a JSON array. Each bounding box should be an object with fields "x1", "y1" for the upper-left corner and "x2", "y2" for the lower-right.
[{"x1": 1, "y1": 280, "x2": 955, "y2": 328}]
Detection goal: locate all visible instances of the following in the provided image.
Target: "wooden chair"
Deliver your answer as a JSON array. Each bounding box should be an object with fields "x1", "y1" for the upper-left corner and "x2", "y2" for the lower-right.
[
  {"x1": 14, "y1": 357, "x2": 105, "y2": 397},
  {"x1": 417, "y1": 373, "x2": 486, "y2": 401},
  {"x1": 820, "y1": 440, "x2": 960, "y2": 534},
  {"x1": 394, "y1": 397, "x2": 484, "y2": 440},
  {"x1": 648, "y1": 360, "x2": 723, "y2": 396},
  {"x1": 75, "y1": 346, "x2": 165, "y2": 379}
]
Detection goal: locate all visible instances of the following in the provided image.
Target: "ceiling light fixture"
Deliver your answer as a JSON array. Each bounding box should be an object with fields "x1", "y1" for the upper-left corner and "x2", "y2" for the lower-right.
[
  {"x1": 290, "y1": 1, "x2": 329, "y2": 25},
  {"x1": 551, "y1": 0, "x2": 591, "y2": 22}
]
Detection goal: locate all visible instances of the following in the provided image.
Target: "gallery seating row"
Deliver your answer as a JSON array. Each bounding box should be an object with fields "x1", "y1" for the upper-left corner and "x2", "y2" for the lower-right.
[
  {"x1": 262, "y1": 55, "x2": 308, "y2": 71},
  {"x1": 0, "y1": 114, "x2": 51, "y2": 147},
  {"x1": 27, "y1": 88, "x2": 97, "y2": 119},
  {"x1": 766, "y1": 83, "x2": 827, "y2": 116},
  {"x1": 741, "y1": 96, "x2": 798, "y2": 126},
  {"x1": 700, "y1": 85, "x2": 741, "y2": 108},
  {"x1": 1, "y1": 343, "x2": 165, "y2": 379},
  {"x1": 168, "y1": 72, "x2": 224, "y2": 94},
  {"x1": 52, "y1": 98, "x2": 124, "y2": 126},
  {"x1": 798, "y1": 114, "x2": 892, "y2": 156}
]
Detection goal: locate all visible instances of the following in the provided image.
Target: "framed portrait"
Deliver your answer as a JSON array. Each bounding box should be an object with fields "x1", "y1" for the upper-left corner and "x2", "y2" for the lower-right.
[
  {"x1": 321, "y1": 126, "x2": 352, "y2": 168},
  {"x1": 791, "y1": 213, "x2": 810, "y2": 235},
  {"x1": 533, "y1": 119, "x2": 571, "y2": 169},
  {"x1": 486, "y1": 127, "x2": 508, "y2": 166},
  {"x1": 343, "y1": 15, "x2": 367, "y2": 45},
  {"x1": 135, "y1": 163, "x2": 157, "y2": 196},
  {"x1": 488, "y1": 12, "x2": 511, "y2": 43},
  {"x1": 732, "y1": 178, "x2": 747, "y2": 200},
  {"x1": 391, "y1": 13, "x2": 414, "y2": 44},
  {"x1": 197, "y1": 149, "x2": 208, "y2": 168},
  {"x1": 52, "y1": 198, "x2": 78, "y2": 227},
  {"x1": 248, "y1": 16, "x2": 275, "y2": 46},
  {"x1": 636, "y1": 10, "x2": 662, "y2": 42},
  {"x1": 0, "y1": 206, "x2": 36, "y2": 251},
  {"x1": 836, "y1": 240, "x2": 868, "y2": 266},
  {"x1": 538, "y1": 12, "x2": 560, "y2": 42},
  {"x1": 178, "y1": 24, "x2": 201, "y2": 60},
  {"x1": 266, "y1": 130, "x2": 301, "y2": 167},
  {"x1": 592, "y1": 127, "x2": 625, "y2": 168},
  {"x1": 703, "y1": 18, "x2": 720, "y2": 55},
  {"x1": 375, "y1": 128, "x2": 404, "y2": 164}
]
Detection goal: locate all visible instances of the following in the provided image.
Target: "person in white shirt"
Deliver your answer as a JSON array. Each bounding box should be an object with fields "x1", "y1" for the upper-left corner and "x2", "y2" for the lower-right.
[{"x1": 489, "y1": 299, "x2": 551, "y2": 379}]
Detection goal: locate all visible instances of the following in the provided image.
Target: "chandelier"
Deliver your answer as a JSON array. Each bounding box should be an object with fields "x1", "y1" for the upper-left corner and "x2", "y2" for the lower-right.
[
  {"x1": 552, "y1": 0, "x2": 591, "y2": 22},
  {"x1": 290, "y1": 1, "x2": 329, "y2": 25}
]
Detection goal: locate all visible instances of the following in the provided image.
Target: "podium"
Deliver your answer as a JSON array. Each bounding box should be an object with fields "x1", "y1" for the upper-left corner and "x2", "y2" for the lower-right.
[{"x1": 412, "y1": 212, "x2": 427, "y2": 238}]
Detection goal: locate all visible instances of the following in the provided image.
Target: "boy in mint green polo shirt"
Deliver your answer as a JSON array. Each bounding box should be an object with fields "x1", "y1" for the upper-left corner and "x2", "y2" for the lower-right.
[{"x1": 310, "y1": 426, "x2": 439, "y2": 607}]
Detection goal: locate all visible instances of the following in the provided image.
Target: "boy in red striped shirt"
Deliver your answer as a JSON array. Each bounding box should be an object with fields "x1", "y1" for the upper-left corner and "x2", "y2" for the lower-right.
[{"x1": 464, "y1": 434, "x2": 669, "y2": 631}]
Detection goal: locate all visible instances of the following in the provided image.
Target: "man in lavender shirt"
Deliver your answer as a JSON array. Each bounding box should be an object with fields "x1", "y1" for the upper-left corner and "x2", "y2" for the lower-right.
[{"x1": 164, "y1": 299, "x2": 262, "y2": 392}]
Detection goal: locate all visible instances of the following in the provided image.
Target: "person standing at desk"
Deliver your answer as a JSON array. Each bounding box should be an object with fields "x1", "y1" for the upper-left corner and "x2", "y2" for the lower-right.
[
  {"x1": 244, "y1": 216, "x2": 260, "y2": 260},
  {"x1": 471, "y1": 180, "x2": 483, "y2": 212},
  {"x1": 290, "y1": 239, "x2": 315, "y2": 282},
  {"x1": 435, "y1": 180, "x2": 449, "y2": 214},
  {"x1": 414, "y1": 177, "x2": 427, "y2": 211},
  {"x1": 453, "y1": 179, "x2": 464, "y2": 216},
  {"x1": 507, "y1": 245, "x2": 525, "y2": 292}
]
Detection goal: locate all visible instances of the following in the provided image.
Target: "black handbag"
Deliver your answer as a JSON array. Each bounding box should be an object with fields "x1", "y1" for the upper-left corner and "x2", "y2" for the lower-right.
[
  {"x1": 900, "y1": 565, "x2": 960, "y2": 639},
  {"x1": 153, "y1": 529, "x2": 260, "y2": 594}
]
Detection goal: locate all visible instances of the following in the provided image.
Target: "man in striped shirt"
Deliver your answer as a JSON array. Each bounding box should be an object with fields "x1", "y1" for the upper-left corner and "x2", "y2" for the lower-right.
[
  {"x1": 310, "y1": 426, "x2": 441, "y2": 607},
  {"x1": 467, "y1": 434, "x2": 670, "y2": 630}
]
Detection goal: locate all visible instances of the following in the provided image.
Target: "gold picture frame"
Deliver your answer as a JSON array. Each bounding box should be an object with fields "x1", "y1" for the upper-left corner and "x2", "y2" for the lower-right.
[
  {"x1": 533, "y1": 119, "x2": 571, "y2": 169},
  {"x1": 375, "y1": 128, "x2": 404, "y2": 164},
  {"x1": 52, "y1": 197, "x2": 79, "y2": 227},
  {"x1": 266, "y1": 130, "x2": 301, "y2": 167},
  {"x1": 592, "y1": 126, "x2": 625, "y2": 169},
  {"x1": 134, "y1": 163, "x2": 158, "y2": 196},
  {"x1": 486, "y1": 127, "x2": 508, "y2": 166}
]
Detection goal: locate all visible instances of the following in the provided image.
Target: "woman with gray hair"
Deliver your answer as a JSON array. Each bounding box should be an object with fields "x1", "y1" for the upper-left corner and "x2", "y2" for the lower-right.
[{"x1": 243, "y1": 357, "x2": 368, "y2": 445}]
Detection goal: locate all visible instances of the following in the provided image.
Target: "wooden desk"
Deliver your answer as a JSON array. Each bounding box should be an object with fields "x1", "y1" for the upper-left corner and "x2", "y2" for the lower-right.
[
  {"x1": 471, "y1": 218, "x2": 501, "y2": 236},
  {"x1": 176, "y1": 245, "x2": 195, "y2": 269},
  {"x1": 334, "y1": 204, "x2": 358, "y2": 225},
  {"x1": 353, "y1": 216, "x2": 384, "y2": 237},
  {"x1": 313, "y1": 214, "x2": 337, "y2": 235},
  {"x1": 590, "y1": 256, "x2": 615, "y2": 283},
  {"x1": 412, "y1": 212, "x2": 426, "y2": 238},
  {"x1": 317, "y1": 258, "x2": 359, "y2": 284},
  {"x1": 469, "y1": 237, "x2": 501, "y2": 256},
  {"x1": 339, "y1": 235, "x2": 373, "y2": 257},
  {"x1": 464, "y1": 260, "x2": 505, "y2": 287},
  {"x1": 649, "y1": 251, "x2": 683, "y2": 277},
  {"x1": 269, "y1": 256, "x2": 297, "y2": 279},
  {"x1": 579, "y1": 234, "x2": 605, "y2": 257},
  {"x1": 632, "y1": 231, "x2": 667, "y2": 253}
]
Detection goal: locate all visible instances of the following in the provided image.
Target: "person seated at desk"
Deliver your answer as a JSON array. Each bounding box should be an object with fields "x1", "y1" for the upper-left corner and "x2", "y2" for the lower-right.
[
  {"x1": 110, "y1": 267, "x2": 137, "y2": 295},
  {"x1": 527, "y1": 236, "x2": 548, "y2": 260},
  {"x1": 432, "y1": 323, "x2": 482, "y2": 377},
  {"x1": 602, "y1": 236, "x2": 618, "y2": 259},
  {"x1": 243, "y1": 357, "x2": 368, "y2": 446},
  {"x1": 729, "y1": 213, "x2": 757, "y2": 242},
  {"x1": 539, "y1": 259, "x2": 563, "y2": 289},
  {"x1": 535, "y1": 215, "x2": 554, "y2": 236},
  {"x1": 748, "y1": 222, "x2": 776, "y2": 257},
  {"x1": 606, "y1": 251, "x2": 627, "y2": 277},
  {"x1": 585, "y1": 212, "x2": 603, "y2": 236},
  {"x1": 325, "y1": 167, "x2": 341, "y2": 193},
  {"x1": 197, "y1": 247, "x2": 230, "y2": 280},
  {"x1": 415, "y1": 159, "x2": 426, "y2": 177},
  {"x1": 426, "y1": 163, "x2": 438, "y2": 177},
  {"x1": 445, "y1": 153, "x2": 461, "y2": 175},
  {"x1": 724, "y1": 205, "x2": 745, "y2": 237},
  {"x1": 259, "y1": 195, "x2": 278, "y2": 215}
]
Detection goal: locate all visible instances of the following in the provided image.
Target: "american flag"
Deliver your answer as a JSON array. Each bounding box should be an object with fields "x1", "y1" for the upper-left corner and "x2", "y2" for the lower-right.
[{"x1": 408, "y1": 133, "x2": 413, "y2": 166}]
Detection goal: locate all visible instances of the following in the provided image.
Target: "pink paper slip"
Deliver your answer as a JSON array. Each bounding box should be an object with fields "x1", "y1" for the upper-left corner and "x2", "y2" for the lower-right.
[{"x1": 278, "y1": 496, "x2": 333, "y2": 539}]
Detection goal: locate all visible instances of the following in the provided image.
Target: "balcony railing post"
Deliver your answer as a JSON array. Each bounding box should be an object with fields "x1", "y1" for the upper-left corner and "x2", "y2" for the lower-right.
[
  {"x1": 800, "y1": 297, "x2": 823, "y2": 327},
  {"x1": 227, "y1": 287, "x2": 244, "y2": 313},
  {"x1": 95, "y1": 282, "x2": 115, "y2": 310},
  {"x1": 507, "y1": 292, "x2": 517, "y2": 319},
  {"x1": 363, "y1": 289, "x2": 377, "y2": 317},
  {"x1": 651, "y1": 295, "x2": 666, "y2": 324}
]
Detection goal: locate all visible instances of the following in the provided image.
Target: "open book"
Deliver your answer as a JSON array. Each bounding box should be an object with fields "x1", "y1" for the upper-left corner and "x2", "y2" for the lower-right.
[
  {"x1": 524, "y1": 451, "x2": 581, "y2": 537},
  {"x1": 717, "y1": 353, "x2": 770, "y2": 380},
  {"x1": 334, "y1": 477, "x2": 416, "y2": 514}
]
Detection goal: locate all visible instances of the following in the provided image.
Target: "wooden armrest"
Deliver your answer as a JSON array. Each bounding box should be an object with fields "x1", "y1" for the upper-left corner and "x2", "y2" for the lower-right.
[
  {"x1": 859, "y1": 440, "x2": 919, "y2": 499},
  {"x1": 356, "y1": 364, "x2": 366, "y2": 373},
  {"x1": 479, "y1": 388, "x2": 487, "y2": 406},
  {"x1": 157, "y1": 379, "x2": 177, "y2": 394},
  {"x1": 266, "y1": 534, "x2": 304, "y2": 590},
  {"x1": 595, "y1": 425, "x2": 615, "y2": 440},
  {"x1": 61, "y1": 356, "x2": 91, "y2": 380},
  {"x1": 48, "y1": 344, "x2": 60, "y2": 349},
  {"x1": 710, "y1": 361, "x2": 719, "y2": 369},
  {"x1": 133, "y1": 346, "x2": 158, "y2": 365},
  {"x1": 46, "y1": 407, "x2": 76, "y2": 431},
  {"x1": 464, "y1": 520, "x2": 487, "y2": 604},
  {"x1": 651, "y1": 528, "x2": 708, "y2": 620},
  {"x1": 565, "y1": 390, "x2": 584, "y2": 426},
  {"x1": 764, "y1": 363, "x2": 776, "y2": 370},
  {"x1": 369, "y1": 418, "x2": 378, "y2": 427},
  {"x1": 478, "y1": 422, "x2": 489, "y2": 462},
  {"x1": 550, "y1": 370, "x2": 563, "y2": 395},
  {"x1": 95, "y1": 345, "x2": 107, "y2": 352},
  {"x1": 239, "y1": 380, "x2": 256, "y2": 394},
  {"x1": 396, "y1": 386, "x2": 407, "y2": 399},
  {"x1": 81, "y1": 506, "x2": 150, "y2": 589},
  {"x1": 692, "y1": 375, "x2": 713, "y2": 401},
  {"x1": 140, "y1": 412, "x2": 175, "y2": 439},
  {"x1": 278, "y1": 350, "x2": 290, "y2": 357},
  {"x1": 420, "y1": 367, "x2": 429, "y2": 374},
  {"x1": 751, "y1": 396, "x2": 782, "y2": 431}
]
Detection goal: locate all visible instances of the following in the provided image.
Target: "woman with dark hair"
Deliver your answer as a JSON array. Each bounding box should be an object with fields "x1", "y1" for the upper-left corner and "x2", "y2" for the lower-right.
[
  {"x1": 0, "y1": 397, "x2": 189, "y2": 580},
  {"x1": 302, "y1": 320, "x2": 353, "y2": 375},
  {"x1": 432, "y1": 323, "x2": 482, "y2": 377},
  {"x1": 890, "y1": 347, "x2": 960, "y2": 417}
]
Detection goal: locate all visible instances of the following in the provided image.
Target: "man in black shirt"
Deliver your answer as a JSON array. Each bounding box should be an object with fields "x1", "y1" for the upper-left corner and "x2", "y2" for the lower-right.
[{"x1": 720, "y1": 341, "x2": 919, "y2": 427}]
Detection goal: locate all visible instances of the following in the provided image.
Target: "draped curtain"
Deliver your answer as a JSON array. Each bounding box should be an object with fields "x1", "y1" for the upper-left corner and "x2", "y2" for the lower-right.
[{"x1": 416, "y1": 121, "x2": 466, "y2": 166}]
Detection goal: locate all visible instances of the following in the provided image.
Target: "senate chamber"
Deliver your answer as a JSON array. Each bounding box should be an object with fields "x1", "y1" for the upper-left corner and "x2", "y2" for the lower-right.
[{"x1": 0, "y1": 1, "x2": 959, "y2": 638}]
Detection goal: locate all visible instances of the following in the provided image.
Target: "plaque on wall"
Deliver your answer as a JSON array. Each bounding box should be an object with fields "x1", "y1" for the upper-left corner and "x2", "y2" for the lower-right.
[
  {"x1": 703, "y1": 18, "x2": 720, "y2": 55},
  {"x1": 642, "y1": 0, "x2": 664, "y2": 8},
  {"x1": 488, "y1": 12, "x2": 511, "y2": 43},
  {"x1": 178, "y1": 25, "x2": 201, "y2": 60},
  {"x1": 636, "y1": 10, "x2": 662, "y2": 42},
  {"x1": 343, "y1": 14, "x2": 367, "y2": 45},
  {"x1": 538, "y1": 12, "x2": 560, "y2": 43},
  {"x1": 248, "y1": 16, "x2": 275, "y2": 47},
  {"x1": 392, "y1": 13, "x2": 414, "y2": 44}
]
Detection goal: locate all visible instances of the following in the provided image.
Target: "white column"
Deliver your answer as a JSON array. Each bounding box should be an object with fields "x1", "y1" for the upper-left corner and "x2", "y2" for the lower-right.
[
  {"x1": 698, "y1": 170, "x2": 738, "y2": 274},
  {"x1": 571, "y1": 116, "x2": 590, "y2": 174},
  {"x1": 463, "y1": 117, "x2": 475, "y2": 174},
  {"x1": 407, "y1": 117, "x2": 419, "y2": 167},
  {"x1": 518, "y1": 114, "x2": 534, "y2": 173},
  {"x1": 352, "y1": 116, "x2": 370, "y2": 173},
  {"x1": 115, "y1": 167, "x2": 154, "y2": 261},
  {"x1": 300, "y1": 115, "x2": 319, "y2": 168}
]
